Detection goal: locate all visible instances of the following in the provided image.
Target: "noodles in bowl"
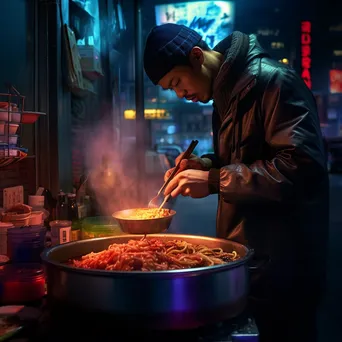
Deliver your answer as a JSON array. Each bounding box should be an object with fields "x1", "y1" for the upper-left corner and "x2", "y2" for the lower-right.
[
  {"x1": 112, "y1": 208, "x2": 176, "y2": 234},
  {"x1": 114, "y1": 208, "x2": 171, "y2": 220},
  {"x1": 70, "y1": 237, "x2": 240, "y2": 271}
]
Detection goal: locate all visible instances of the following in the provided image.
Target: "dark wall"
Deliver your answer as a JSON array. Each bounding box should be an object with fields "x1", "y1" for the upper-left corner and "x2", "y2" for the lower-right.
[
  {"x1": 0, "y1": 1, "x2": 34, "y2": 95},
  {"x1": 36, "y1": 0, "x2": 73, "y2": 195},
  {"x1": 0, "y1": 0, "x2": 36, "y2": 153},
  {"x1": 0, "y1": 0, "x2": 37, "y2": 199}
]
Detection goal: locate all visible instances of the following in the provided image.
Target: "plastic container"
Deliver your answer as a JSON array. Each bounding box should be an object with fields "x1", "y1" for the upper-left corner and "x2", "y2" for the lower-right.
[
  {"x1": 50, "y1": 220, "x2": 72, "y2": 246},
  {"x1": 0, "y1": 121, "x2": 5, "y2": 134},
  {"x1": 1, "y1": 204, "x2": 31, "y2": 227},
  {"x1": 0, "y1": 111, "x2": 11, "y2": 121},
  {"x1": 0, "y1": 122, "x2": 19, "y2": 135},
  {"x1": 11, "y1": 111, "x2": 21, "y2": 123},
  {"x1": 0, "y1": 263, "x2": 46, "y2": 304},
  {"x1": 7, "y1": 225, "x2": 46, "y2": 263},
  {"x1": 0, "y1": 134, "x2": 18, "y2": 145},
  {"x1": 29, "y1": 211, "x2": 44, "y2": 225},
  {"x1": 82, "y1": 216, "x2": 122, "y2": 240},
  {"x1": 21, "y1": 111, "x2": 45, "y2": 124},
  {"x1": 0, "y1": 145, "x2": 22, "y2": 157},
  {"x1": 28, "y1": 195, "x2": 45, "y2": 208},
  {"x1": 0, "y1": 222, "x2": 14, "y2": 256},
  {"x1": 0, "y1": 102, "x2": 13, "y2": 121}
]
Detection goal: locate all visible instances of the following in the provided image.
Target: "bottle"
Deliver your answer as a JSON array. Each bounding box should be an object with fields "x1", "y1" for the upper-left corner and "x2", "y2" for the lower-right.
[
  {"x1": 41, "y1": 188, "x2": 56, "y2": 227},
  {"x1": 67, "y1": 193, "x2": 81, "y2": 241},
  {"x1": 56, "y1": 190, "x2": 68, "y2": 220},
  {"x1": 83, "y1": 195, "x2": 91, "y2": 217}
]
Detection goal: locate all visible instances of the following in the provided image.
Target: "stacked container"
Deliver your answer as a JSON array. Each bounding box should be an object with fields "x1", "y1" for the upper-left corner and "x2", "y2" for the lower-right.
[
  {"x1": 1, "y1": 204, "x2": 31, "y2": 227},
  {"x1": 0, "y1": 263, "x2": 46, "y2": 304},
  {"x1": 7, "y1": 225, "x2": 46, "y2": 263},
  {"x1": 0, "y1": 88, "x2": 47, "y2": 304},
  {"x1": 0, "y1": 224, "x2": 47, "y2": 304},
  {"x1": 0, "y1": 221, "x2": 14, "y2": 256},
  {"x1": 0, "y1": 102, "x2": 20, "y2": 153}
]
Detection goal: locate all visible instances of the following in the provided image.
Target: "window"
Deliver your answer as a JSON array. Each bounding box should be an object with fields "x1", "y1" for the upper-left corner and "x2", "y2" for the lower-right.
[
  {"x1": 257, "y1": 29, "x2": 280, "y2": 36},
  {"x1": 333, "y1": 50, "x2": 342, "y2": 57},
  {"x1": 271, "y1": 41, "x2": 284, "y2": 49},
  {"x1": 329, "y1": 23, "x2": 342, "y2": 32}
]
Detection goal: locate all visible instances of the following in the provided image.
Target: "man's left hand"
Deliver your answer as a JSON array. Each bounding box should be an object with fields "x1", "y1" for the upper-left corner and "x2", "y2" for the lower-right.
[{"x1": 164, "y1": 170, "x2": 210, "y2": 198}]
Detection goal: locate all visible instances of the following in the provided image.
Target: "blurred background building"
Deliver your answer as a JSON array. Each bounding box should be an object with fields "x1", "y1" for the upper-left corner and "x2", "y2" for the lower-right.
[
  {"x1": 0, "y1": 2, "x2": 340, "y2": 340},
  {"x1": 117, "y1": 0, "x2": 342, "y2": 163}
]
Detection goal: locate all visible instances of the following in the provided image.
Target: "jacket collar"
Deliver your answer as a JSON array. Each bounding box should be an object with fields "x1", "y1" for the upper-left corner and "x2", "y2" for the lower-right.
[
  {"x1": 212, "y1": 34, "x2": 270, "y2": 119},
  {"x1": 212, "y1": 32, "x2": 250, "y2": 116}
]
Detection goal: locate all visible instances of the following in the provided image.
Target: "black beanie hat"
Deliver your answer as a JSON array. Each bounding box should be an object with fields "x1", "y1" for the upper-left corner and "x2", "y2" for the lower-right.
[{"x1": 144, "y1": 24, "x2": 202, "y2": 85}]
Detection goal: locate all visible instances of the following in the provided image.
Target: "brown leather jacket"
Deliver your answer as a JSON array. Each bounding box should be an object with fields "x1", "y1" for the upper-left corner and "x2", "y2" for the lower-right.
[{"x1": 203, "y1": 33, "x2": 329, "y2": 299}]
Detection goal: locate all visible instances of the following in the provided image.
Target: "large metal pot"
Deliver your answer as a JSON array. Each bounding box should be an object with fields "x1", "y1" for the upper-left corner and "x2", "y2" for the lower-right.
[{"x1": 41, "y1": 234, "x2": 254, "y2": 330}]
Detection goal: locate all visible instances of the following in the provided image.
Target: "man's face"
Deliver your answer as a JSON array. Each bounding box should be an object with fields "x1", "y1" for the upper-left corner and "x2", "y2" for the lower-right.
[{"x1": 158, "y1": 47, "x2": 213, "y2": 103}]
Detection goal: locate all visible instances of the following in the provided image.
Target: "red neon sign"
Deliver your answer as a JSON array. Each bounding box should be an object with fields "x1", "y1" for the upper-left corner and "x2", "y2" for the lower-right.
[{"x1": 301, "y1": 21, "x2": 312, "y2": 89}]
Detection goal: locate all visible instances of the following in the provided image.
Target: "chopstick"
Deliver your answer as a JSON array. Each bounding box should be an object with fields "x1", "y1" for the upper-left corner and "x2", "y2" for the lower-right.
[
  {"x1": 159, "y1": 195, "x2": 170, "y2": 210},
  {"x1": 158, "y1": 140, "x2": 198, "y2": 210},
  {"x1": 157, "y1": 140, "x2": 198, "y2": 196}
]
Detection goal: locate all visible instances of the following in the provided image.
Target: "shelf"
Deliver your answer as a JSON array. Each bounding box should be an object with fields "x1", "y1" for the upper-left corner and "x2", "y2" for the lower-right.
[
  {"x1": 0, "y1": 86, "x2": 44, "y2": 169},
  {"x1": 0, "y1": 152, "x2": 27, "y2": 169},
  {"x1": 21, "y1": 111, "x2": 46, "y2": 124}
]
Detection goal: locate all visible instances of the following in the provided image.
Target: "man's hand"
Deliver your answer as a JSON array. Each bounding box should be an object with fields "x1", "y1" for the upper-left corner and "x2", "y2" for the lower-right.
[
  {"x1": 164, "y1": 170, "x2": 210, "y2": 198},
  {"x1": 164, "y1": 153, "x2": 212, "y2": 181}
]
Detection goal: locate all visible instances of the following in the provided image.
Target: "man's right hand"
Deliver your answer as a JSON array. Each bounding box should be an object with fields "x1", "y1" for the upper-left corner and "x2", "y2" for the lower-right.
[{"x1": 164, "y1": 153, "x2": 212, "y2": 181}]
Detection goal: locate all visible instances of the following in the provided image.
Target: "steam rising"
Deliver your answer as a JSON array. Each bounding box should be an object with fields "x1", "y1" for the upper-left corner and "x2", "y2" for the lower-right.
[{"x1": 83, "y1": 119, "x2": 158, "y2": 216}]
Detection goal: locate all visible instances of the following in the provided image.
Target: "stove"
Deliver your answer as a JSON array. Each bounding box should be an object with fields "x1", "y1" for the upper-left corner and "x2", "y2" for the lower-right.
[{"x1": 9, "y1": 303, "x2": 259, "y2": 342}]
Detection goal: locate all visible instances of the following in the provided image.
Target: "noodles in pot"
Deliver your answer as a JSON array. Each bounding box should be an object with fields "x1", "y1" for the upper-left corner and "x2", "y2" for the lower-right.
[{"x1": 70, "y1": 237, "x2": 240, "y2": 271}]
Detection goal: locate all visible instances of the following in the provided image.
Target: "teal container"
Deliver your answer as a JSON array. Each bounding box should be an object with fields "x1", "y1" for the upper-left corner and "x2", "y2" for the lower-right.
[{"x1": 81, "y1": 216, "x2": 123, "y2": 240}]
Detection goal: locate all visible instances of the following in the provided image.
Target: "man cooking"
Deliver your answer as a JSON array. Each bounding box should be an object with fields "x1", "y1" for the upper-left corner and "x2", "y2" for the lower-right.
[{"x1": 143, "y1": 24, "x2": 329, "y2": 342}]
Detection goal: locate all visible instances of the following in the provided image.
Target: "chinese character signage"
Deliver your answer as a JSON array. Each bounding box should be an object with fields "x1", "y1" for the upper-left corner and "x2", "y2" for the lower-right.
[
  {"x1": 301, "y1": 21, "x2": 312, "y2": 89},
  {"x1": 155, "y1": 1, "x2": 235, "y2": 48}
]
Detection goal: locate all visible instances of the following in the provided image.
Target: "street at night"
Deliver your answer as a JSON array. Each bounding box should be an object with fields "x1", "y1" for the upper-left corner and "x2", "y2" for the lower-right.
[{"x1": 1, "y1": 0, "x2": 342, "y2": 341}]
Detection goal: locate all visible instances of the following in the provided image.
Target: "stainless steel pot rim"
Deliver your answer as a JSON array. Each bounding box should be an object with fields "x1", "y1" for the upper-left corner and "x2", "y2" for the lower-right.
[
  {"x1": 112, "y1": 208, "x2": 177, "y2": 221},
  {"x1": 41, "y1": 234, "x2": 254, "y2": 278}
]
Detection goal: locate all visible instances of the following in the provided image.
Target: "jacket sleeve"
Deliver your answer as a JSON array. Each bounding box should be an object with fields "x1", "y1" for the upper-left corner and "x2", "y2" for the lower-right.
[{"x1": 208, "y1": 68, "x2": 327, "y2": 203}]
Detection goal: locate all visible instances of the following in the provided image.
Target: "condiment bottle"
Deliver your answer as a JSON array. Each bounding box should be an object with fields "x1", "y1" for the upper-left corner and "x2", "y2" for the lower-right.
[
  {"x1": 67, "y1": 193, "x2": 81, "y2": 241},
  {"x1": 56, "y1": 190, "x2": 68, "y2": 220}
]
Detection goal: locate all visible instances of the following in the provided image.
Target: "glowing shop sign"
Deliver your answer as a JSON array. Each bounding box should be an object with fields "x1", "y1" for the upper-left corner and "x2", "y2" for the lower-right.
[
  {"x1": 301, "y1": 21, "x2": 312, "y2": 89},
  {"x1": 124, "y1": 109, "x2": 171, "y2": 120}
]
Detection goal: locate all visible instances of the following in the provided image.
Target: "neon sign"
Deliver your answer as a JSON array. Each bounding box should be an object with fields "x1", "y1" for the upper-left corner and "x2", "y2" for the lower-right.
[
  {"x1": 301, "y1": 21, "x2": 312, "y2": 89},
  {"x1": 155, "y1": 2, "x2": 235, "y2": 48}
]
